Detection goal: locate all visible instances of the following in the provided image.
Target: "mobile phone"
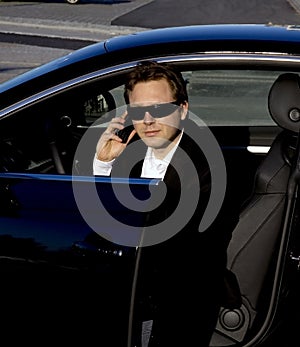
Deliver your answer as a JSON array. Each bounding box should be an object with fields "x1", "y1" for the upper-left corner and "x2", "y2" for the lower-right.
[{"x1": 115, "y1": 121, "x2": 134, "y2": 143}]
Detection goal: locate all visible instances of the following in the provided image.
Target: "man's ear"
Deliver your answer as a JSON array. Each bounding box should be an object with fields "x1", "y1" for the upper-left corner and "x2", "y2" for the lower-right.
[{"x1": 180, "y1": 102, "x2": 189, "y2": 120}]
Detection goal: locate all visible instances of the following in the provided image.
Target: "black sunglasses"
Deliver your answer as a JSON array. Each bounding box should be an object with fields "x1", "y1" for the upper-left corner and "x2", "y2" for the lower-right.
[{"x1": 127, "y1": 102, "x2": 181, "y2": 121}]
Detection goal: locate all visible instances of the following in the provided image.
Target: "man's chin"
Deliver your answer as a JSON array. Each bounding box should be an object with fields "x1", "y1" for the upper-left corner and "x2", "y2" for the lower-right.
[{"x1": 142, "y1": 137, "x2": 167, "y2": 149}]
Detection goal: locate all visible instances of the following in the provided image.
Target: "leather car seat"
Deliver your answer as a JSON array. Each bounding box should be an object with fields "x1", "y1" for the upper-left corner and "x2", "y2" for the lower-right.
[{"x1": 210, "y1": 73, "x2": 300, "y2": 346}]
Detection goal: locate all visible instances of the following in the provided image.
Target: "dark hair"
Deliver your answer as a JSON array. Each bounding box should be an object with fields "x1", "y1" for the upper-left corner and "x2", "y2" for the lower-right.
[{"x1": 124, "y1": 60, "x2": 188, "y2": 105}]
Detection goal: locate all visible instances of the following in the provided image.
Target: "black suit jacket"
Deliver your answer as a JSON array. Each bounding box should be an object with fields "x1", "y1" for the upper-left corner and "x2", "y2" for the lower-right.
[
  {"x1": 112, "y1": 118, "x2": 235, "y2": 247},
  {"x1": 110, "y1": 118, "x2": 238, "y2": 346}
]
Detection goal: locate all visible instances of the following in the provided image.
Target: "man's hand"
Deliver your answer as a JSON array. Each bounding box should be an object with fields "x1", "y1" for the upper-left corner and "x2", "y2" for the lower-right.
[{"x1": 96, "y1": 112, "x2": 136, "y2": 162}]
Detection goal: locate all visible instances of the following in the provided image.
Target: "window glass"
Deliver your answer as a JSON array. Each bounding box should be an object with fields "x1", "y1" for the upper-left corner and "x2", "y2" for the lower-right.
[
  {"x1": 79, "y1": 69, "x2": 283, "y2": 128},
  {"x1": 182, "y1": 70, "x2": 279, "y2": 126},
  {"x1": 0, "y1": 68, "x2": 293, "y2": 177}
]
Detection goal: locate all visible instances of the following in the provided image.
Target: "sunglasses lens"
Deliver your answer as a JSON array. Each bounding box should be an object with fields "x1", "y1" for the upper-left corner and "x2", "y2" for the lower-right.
[
  {"x1": 155, "y1": 104, "x2": 178, "y2": 118},
  {"x1": 127, "y1": 107, "x2": 143, "y2": 120},
  {"x1": 128, "y1": 103, "x2": 179, "y2": 120}
]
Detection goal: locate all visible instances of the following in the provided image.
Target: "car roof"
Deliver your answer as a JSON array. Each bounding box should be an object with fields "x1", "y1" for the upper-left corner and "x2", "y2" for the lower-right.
[
  {"x1": 1, "y1": 24, "x2": 300, "y2": 109},
  {"x1": 104, "y1": 23, "x2": 300, "y2": 52}
]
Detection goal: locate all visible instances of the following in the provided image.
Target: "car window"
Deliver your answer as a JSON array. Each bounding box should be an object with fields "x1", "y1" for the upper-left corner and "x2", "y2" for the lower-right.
[
  {"x1": 0, "y1": 68, "x2": 289, "y2": 178},
  {"x1": 182, "y1": 69, "x2": 278, "y2": 126},
  {"x1": 90, "y1": 69, "x2": 280, "y2": 128}
]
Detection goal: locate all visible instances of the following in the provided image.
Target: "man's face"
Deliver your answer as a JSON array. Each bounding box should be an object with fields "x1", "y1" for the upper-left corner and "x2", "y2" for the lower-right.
[{"x1": 128, "y1": 79, "x2": 188, "y2": 150}]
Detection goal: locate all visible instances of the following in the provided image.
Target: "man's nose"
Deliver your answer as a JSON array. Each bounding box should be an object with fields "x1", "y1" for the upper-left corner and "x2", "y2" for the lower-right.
[{"x1": 143, "y1": 112, "x2": 155, "y2": 124}]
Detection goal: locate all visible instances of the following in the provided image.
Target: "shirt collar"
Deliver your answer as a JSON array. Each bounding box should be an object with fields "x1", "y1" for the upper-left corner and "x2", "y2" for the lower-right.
[{"x1": 141, "y1": 130, "x2": 184, "y2": 179}]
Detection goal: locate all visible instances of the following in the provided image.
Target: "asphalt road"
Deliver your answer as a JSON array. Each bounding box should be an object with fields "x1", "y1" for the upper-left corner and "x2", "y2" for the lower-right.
[
  {"x1": 113, "y1": 0, "x2": 300, "y2": 28},
  {"x1": 1, "y1": 0, "x2": 300, "y2": 83},
  {"x1": 1, "y1": 0, "x2": 299, "y2": 30},
  {"x1": 0, "y1": 0, "x2": 151, "y2": 82}
]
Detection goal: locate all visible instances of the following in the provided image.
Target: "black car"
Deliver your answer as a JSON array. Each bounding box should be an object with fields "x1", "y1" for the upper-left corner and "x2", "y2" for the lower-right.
[{"x1": 1, "y1": 24, "x2": 300, "y2": 346}]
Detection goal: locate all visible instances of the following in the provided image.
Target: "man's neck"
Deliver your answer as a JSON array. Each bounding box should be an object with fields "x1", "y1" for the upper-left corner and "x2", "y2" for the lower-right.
[{"x1": 152, "y1": 130, "x2": 183, "y2": 160}]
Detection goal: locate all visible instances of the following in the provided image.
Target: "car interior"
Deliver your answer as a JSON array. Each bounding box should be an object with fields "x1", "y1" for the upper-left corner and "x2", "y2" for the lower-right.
[
  {"x1": 211, "y1": 72, "x2": 300, "y2": 346},
  {"x1": 1, "y1": 66, "x2": 300, "y2": 346}
]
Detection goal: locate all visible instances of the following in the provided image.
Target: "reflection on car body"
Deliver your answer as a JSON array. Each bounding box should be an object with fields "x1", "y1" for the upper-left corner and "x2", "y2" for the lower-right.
[{"x1": 0, "y1": 24, "x2": 300, "y2": 346}]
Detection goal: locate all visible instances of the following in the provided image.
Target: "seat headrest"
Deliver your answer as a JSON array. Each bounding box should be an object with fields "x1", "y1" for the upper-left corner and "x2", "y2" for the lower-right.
[{"x1": 268, "y1": 73, "x2": 300, "y2": 133}]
